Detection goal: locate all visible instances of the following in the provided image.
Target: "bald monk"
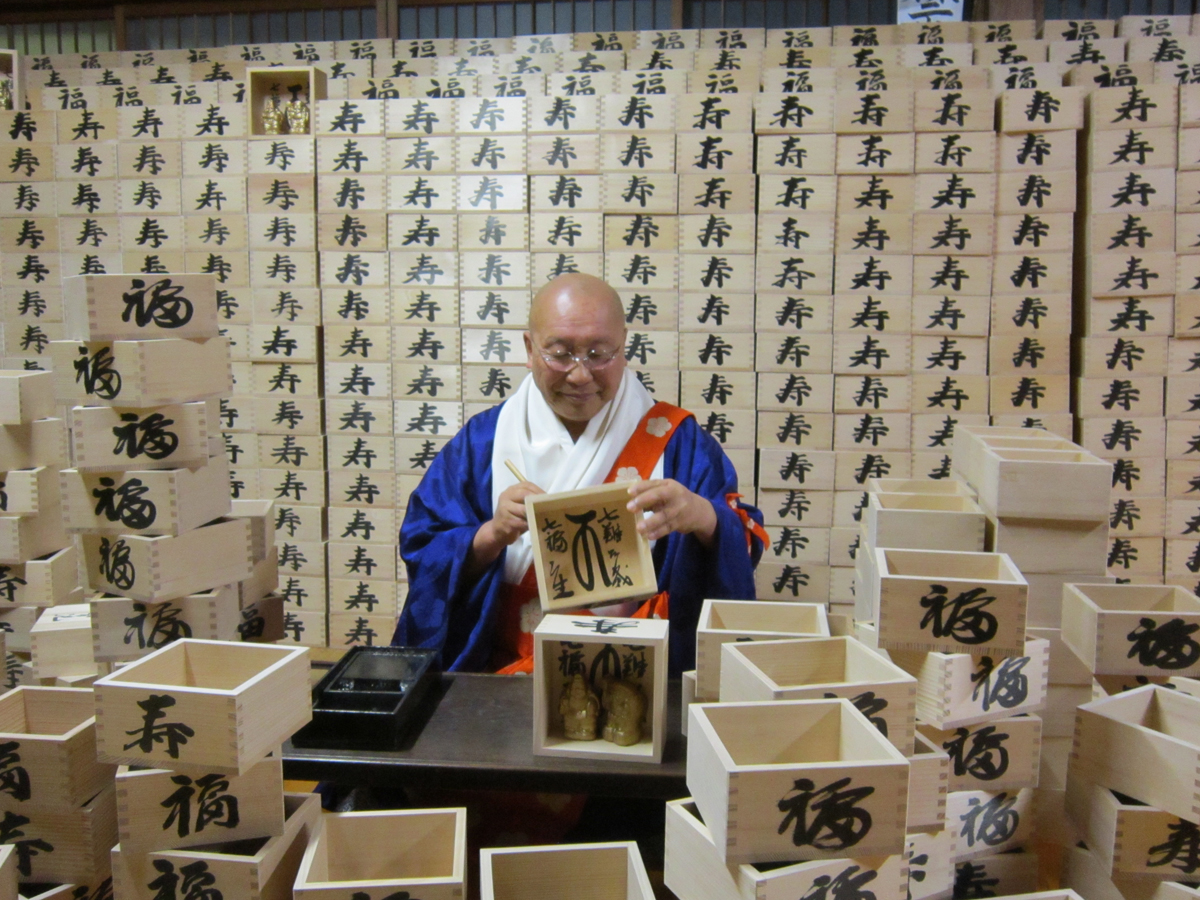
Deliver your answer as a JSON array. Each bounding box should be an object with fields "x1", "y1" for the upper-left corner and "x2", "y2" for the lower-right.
[{"x1": 392, "y1": 273, "x2": 765, "y2": 674}]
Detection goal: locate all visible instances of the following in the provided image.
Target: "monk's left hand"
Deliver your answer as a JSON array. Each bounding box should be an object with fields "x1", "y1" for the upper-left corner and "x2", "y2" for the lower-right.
[{"x1": 626, "y1": 479, "x2": 718, "y2": 547}]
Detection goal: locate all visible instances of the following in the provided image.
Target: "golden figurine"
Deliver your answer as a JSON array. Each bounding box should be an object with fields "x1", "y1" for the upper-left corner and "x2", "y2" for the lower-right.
[
  {"x1": 261, "y1": 93, "x2": 284, "y2": 135},
  {"x1": 0, "y1": 78, "x2": 12, "y2": 112},
  {"x1": 602, "y1": 679, "x2": 646, "y2": 746},
  {"x1": 284, "y1": 84, "x2": 309, "y2": 134},
  {"x1": 559, "y1": 673, "x2": 599, "y2": 741}
]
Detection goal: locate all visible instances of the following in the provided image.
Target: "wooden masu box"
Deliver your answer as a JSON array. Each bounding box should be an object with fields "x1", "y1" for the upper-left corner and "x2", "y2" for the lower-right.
[
  {"x1": 532, "y1": 614, "x2": 668, "y2": 764},
  {"x1": 293, "y1": 807, "x2": 466, "y2": 900},
  {"x1": 92, "y1": 639, "x2": 310, "y2": 774},
  {"x1": 687, "y1": 698, "x2": 909, "y2": 864},
  {"x1": 664, "y1": 798, "x2": 908, "y2": 900},
  {"x1": 481, "y1": 841, "x2": 653, "y2": 900},
  {"x1": 525, "y1": 482, "x2": 657, "y2": 614}
]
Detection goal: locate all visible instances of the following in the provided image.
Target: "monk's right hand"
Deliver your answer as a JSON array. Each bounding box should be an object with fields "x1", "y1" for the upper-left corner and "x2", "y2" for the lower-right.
[
  {"x1": 469, "y1": 481, "x2": 545, "y2": 575},
  {"x1": 490, "y1": 481, "x2": 544, "y2": 546}
]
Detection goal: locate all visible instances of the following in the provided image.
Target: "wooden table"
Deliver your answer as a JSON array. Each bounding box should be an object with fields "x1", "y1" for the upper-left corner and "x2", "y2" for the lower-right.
[{"x1": 282, "y1": 672, "x2": 689, "y2": 799}]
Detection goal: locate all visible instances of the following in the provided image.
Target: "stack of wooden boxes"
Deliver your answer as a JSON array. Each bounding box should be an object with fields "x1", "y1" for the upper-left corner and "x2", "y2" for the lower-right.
[
  {"x1": 1078, "y1": 79, "x2": 1178, "y2": 586},
  {"x1": 1064, "y1": 681, "x2": 1200, "y2": 900},
  {"x1": 99, "y1": 638, "x2": 317, "y2": 900},
  {"x1": 52, "y1": 272, "x2": 272, "y2": 663},
  {"x1": 1167, "y1": 85, "x2": 1200, "y2": 600},
  {"x1": 0, "y1": 685, "x2": 116, "y2": 895},
  {"x1": 1055, "y1": 579, "x2": 1200, "y2": 897},
  {"x1": 0, "y1": 370, "x2": 79, "y2": 687}
]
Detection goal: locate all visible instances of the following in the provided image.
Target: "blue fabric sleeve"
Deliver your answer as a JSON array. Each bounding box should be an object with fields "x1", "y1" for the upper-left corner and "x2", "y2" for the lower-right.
[{"x1": 392, "y1": 405, "x2": 507, "y2": 672}]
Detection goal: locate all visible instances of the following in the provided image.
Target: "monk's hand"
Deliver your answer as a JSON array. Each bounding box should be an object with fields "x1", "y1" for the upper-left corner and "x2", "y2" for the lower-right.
[
  {"x1": 490, "y1": 481, "x2": 544, "y2": 546},
  {"x1": 626, "y1": 479, "x2": 718, "y2": 547},
  {"x1": 469, "y1": 481, "x2": 544, "y2": 574}
]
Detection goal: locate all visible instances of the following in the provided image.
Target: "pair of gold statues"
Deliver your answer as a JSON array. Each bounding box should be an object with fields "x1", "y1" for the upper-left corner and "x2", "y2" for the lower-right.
[
  {"x1": 559, "y1": 672, "x2": 647, "y2": 746},
  {"x1": 261, "y1": 84, "x2": 309, "y2": 135}
]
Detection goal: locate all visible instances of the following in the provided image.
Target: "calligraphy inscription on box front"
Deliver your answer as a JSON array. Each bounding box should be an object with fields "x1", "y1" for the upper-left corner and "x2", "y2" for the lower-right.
[{"x1": 527, "y1": 482, "x2": 657, "y2": 613}]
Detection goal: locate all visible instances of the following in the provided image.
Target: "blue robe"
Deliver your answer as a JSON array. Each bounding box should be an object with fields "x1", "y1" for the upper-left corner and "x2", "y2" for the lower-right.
[{"x1": 393, "y1": 402, "x2": 764, "y2": 675}]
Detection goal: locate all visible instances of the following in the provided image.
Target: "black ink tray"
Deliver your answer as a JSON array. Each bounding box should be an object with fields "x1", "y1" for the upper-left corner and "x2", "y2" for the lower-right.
[{"x1": 291, "y1": 646, "x2": 440, "y2": 750}]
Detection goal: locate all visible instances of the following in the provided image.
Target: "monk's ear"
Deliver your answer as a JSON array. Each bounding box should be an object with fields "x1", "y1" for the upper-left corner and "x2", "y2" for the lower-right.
[{"x1": 523, "y1": 331, "x2": 534, "y2": 370}]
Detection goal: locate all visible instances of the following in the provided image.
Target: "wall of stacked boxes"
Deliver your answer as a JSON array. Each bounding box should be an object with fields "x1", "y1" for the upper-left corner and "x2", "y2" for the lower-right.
[{"x1": 2, "y1": 17, "x2": 1199, "y2": 651}]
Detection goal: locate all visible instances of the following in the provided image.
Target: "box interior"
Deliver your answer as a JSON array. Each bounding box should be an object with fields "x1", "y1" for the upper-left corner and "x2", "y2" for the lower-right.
[
  {"x1": 869, "y1": 479, "x2": 967, "y2": 495},
  {"x1": 1074, "y1": 583, "x2": 1200, "y2": 614},
  {"x1": 707, "y1": 601, "x2": 823, "y2": 634},
  {"x1": 875, "y1": 493, "x2": 975, "y2": 512},
  {"x1": 701, "y1": 702, "x2": 844, "y2": 765},
  {"x1": 107, "y1": 641, "x2": 288, "y2": 690},
  {"x1": 489, "y1": 845, "x2": 633, "y2": 900},
  {"x1": 991, "y1": 448, "x2": 1094, "y2": 464},
  {"x1": 317, "y1": 812, "x2": 459, "y2": 882},
  {"x1": 882, "y1": 549, "x2": 1007, "y2": 581},
  {"x1": 981, "y1": 437, "x2": 1077, "y2": 452},
  {"x1": 0, "y1": 688, "x2": 92, "y2": 736},
  {"x1": 539, "y1": 638, "x2": 656, "y2": 752},
  {"x1": 1142, "y1": 690, "x2": 1200, "y2": 746}
]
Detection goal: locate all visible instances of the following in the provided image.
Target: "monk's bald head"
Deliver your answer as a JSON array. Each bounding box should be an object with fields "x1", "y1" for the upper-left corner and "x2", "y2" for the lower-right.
[
  {"x1": 529, "y1": 273, "x2": 625, "y2": 339},
  {"x1": 524, "y1": 273, "x2": 628, "y2": 438}
]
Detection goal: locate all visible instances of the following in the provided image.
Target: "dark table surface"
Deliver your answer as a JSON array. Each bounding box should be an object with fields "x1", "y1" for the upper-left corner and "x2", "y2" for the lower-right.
[{"x1": 282, "y1": 672, "x2": 689, "y2": 799}]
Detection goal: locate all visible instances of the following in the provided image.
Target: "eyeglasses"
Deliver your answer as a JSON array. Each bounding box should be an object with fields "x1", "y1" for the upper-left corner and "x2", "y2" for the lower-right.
[{"x1": 538, "y1": 347, "x2": 623, "y2": 372}]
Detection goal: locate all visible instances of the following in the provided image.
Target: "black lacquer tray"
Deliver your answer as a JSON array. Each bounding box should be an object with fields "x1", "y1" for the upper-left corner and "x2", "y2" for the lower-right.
[{"x1": 291, "y1": 646, "x2": 440, "y2": 750}]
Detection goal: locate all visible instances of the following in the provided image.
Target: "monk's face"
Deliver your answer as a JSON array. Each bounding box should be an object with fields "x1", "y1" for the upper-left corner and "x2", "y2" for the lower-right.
[{"x1": 525, "y1": 277, "x2": 627, "y2": 434}]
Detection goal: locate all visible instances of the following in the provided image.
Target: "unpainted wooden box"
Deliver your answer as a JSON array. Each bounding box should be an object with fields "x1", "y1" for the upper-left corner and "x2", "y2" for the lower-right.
[
  {"x1": 532, "y1": 614, "x2": 667, "y2": 764},
  {"x1": 958, "y1": 441, "x2": 1113, "y2": 522},
  {"x1": 718, "y1": 636, "x2": 916, "y2": 753},
  {"x1": 866, "y1": 492, "x2": 987, "y2": 554},
  {"x1": 664, "y1": 798, "x2": 907, "y2": 900},
  {"x1": 90, "y1": 586, "x2": 241, "y2": 662},
  {"x1": 1063, "y1": 582, "x2": 1200, "y2": 677},
  {"x1": 907, "y1": 731, "x2": 949, "y2": 833},
  {"x1": 115, "y1": 755, "x2": 283, "y2": 853},
  {"x1": 687, "y1": 698, "x2": 909, "y2": 864},
  {"x1": 951, "y1": 426, "x2": 1077, "y2": 487},
  {"x1": 93, "y1": 639, "x2": 310, "y2": 774},
  {"x1": 1071, "y1": 685, "x2": 1200, "y2": 823},
  {"x1": 866, "y1": 478, "x2": 973, "y2": 497},
  {"x1": 874, "y1": 548, "x2": 1027, "y2": 657},
  {"x1": 113, "y1": 792, "x2": 318, "y2": 900},
  {"x1": 48, "y1": 339, "x2": 231, "y2": 407},
  {"x1": 888, "y1": 638, "x2": 1050, "y2": 729},
  {"x1": 80, "y1": 517, "x2": 253, "y2": 602},
  {"x1": 695, "y1": 599, "x2": 829, "y2": 700},
  {"x1": 30, "y1": 604, "x2": 95, "y2": 680},
  {"x1": 294, "y1": 807, "x2": 465, "y2": 900},
  {"x1": 0, "y1": 687, "x2": 114, "y2": 815},
  {"x1": 0, "y1": 467, "x2": 61, "y2": 520},
  {"x1": 61, "y1": 456, "x2": 231, "y2": 537},
  {"x1": 988, "y1": 516, "x2": 1109, "y2": 576},
  {"x1": 0, "y1": 373, "x2": 53, "y2": 426},
  {"x1": 918, "y1": 715, "x2": 1042, "y2": 793},
  {"x1": 0, "y1": 420, "x2": 66, "y2": 473},
  {"x1": 0, "y1": 498, "x2": 68, "y2": 568},
  {"x1": 62, "y1": 275, "x2": 220, "y2": 342},
  {"x1": 482, "y1": 841, "x2": 650, "y2": 900}
]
